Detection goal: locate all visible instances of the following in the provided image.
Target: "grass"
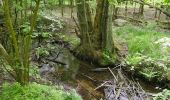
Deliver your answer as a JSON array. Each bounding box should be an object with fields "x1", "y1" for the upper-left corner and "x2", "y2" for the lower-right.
[
  {"x1": 0, "y1": 82, "x2": 82, "y2": 100},
  {"x1": 116, "y1": 25, "x2": 166, "y2": 58},
  {"x1": 114, "y1": 24, "x2": 170, "y2": 81}
]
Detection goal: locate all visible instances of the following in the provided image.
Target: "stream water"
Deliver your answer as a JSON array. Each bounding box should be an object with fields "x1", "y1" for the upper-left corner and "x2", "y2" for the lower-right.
[
  {"x1": 36, "y1": 14, "x2": 162, "y2": 99},
  {"x1": 38, "y1": 43, "x2": 161, "y2": 99}
]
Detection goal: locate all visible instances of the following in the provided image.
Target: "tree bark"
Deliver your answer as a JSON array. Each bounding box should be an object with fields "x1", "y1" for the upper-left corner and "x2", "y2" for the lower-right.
[{"x1": 76, "y1": 0, "x2": 117, "y2": 65}]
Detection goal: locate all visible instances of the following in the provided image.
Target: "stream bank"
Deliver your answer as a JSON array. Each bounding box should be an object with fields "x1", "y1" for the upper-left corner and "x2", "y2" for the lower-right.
[{"x1": 30, "y1": 15, "x2": 167, "y2": 99}]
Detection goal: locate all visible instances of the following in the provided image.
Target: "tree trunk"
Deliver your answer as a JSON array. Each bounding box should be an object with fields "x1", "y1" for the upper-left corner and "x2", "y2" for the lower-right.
[
  {"x1": 125, "y1": 1, "x2": 128, "y2": 16},
  {"x1": 139, "y1": 1, "x2": 144, "y2": 17},
  {"x1": 76, "y1": 0, "x2": 117, "y2": 65}
]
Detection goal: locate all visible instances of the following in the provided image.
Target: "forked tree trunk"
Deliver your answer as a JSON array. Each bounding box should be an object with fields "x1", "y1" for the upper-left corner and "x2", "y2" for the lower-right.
[{"x1": 76, "y1": 0, "x2": 117, "y2": 65}]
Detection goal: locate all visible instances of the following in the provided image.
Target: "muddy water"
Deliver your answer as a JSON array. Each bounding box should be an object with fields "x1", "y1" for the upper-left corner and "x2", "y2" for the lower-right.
[{"x1": 48, "y1": 46, "x2": 159, "y2": 99}]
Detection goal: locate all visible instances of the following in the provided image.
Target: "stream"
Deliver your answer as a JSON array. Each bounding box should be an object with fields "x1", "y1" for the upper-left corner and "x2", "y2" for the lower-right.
[
  {"x1": 35, "y1": 14, "x2": 162, "y2": 100},
  {"x1": 37, "y1": 42, "x2": 161, "y2": 100}
]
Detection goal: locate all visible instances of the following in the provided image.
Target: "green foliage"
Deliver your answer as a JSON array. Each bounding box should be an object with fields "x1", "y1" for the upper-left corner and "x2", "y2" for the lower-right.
[
  {"x1": 153, "y1": 89, "x2": 170, "y2": 100},
  {"x1": 139, "y1": 68, "x2": 160, "y2": 80},
  {"x1": 125, "y1": 53, "x2": 143, "y2": 66},
  {"x1": 115, "y1": 25, "x2": 170, "y2": 80},
  {"x1": 47, "y1": 0, "x2": 59, "y2": 6},
  {"x1": 0, "y1": 82, "x2": 82, "y2": 100},
  {"x1": 55, "y1": 33, "x2": 80, "y2": 49},
  {"x1": 29, "y1": 64, "x2": 40, "y2": 78},
  {"x1": 21, "y1": 22, "x2": 31, "y2": 34},
  {"x1": 32, "y1": 32, "x2": 52, "y2": 38},
  {"x1": 164, "y1": 0, "x2": 170, "y2": 3},
  {"x1": 101, "y1": 49, "x2": 116, "y2": 65},
  {"x1": 108, "y1": 0, "x2": 118, "y2": 5},
  {"x1": 116, "y1": 25, "x2": 165, "y2": 60},
  {"x1": 1, "y1": 0, "x2": 41, "y2": 85},
  {"x1": 35, "y1": 47, "x2": 50, "y2": 59}
]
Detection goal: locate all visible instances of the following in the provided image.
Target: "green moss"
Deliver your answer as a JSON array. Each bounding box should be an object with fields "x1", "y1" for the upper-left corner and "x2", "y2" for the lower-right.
[{"x1": 0, "y1": 82, "x2": 82, "y2": 100}]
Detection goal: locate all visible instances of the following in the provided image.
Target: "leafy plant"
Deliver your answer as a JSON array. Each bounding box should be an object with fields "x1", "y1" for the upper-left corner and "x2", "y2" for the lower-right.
[
  {"x1": 35, "y1": 47, "x2": 50, "y2": 59},
  {"x1": 139, "y1": 69, "x2": 159, "y2": 81},
  {"x1": 125, "y1": 53, "x2": 143, "y2": 66},
  {"x1": 0, "y1": 82, "x2": 82, "y2": 100},
  {"x1": 153, "y1": 89, "x2": 170, "y2": 100},
  {"x1": 101, "y1": 48, "x2": 116, "y2": 65},
  {"x1": 29, "y1": 64, "x2": 40, "y2": 79},
  {"x1": 32, "y1": 32, "x2": 52, "y2": 38}
]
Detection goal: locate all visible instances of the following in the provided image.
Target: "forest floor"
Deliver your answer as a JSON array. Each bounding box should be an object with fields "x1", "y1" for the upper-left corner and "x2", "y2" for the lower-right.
[{"x1": 1, "y1": 6, "x2": 170, "y2": 100}]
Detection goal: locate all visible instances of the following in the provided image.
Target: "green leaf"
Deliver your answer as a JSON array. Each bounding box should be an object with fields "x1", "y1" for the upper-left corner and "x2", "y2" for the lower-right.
[{"x1": 108, "y1": 0, "x2": 118, "y2": 5}]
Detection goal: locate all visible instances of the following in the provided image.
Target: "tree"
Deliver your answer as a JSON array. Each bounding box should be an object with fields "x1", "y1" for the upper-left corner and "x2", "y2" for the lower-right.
[
  {"x1": 0, "y1": 0, "x2": 41, "y2": 85},
  {"x1": 76, "y1": 0, "x2": 118, "y2": 65}
]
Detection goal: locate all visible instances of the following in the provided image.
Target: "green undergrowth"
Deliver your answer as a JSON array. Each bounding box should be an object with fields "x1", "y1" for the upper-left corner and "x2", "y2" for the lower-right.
[
  {"x1": 153, "y1": 89, "x2": 170, "y2": 100},
  {"x1": 54, "y1": 33, "x2": 80, "y2": 50},
  {"x1": 0, "y1": 82, "x2": 82, "y2": 100},
  {"x1": 114, "y1": 25, "x2": 170, "y2": 82},
  {"x1": 101, "y1": 48, "x2": 116, "y2": 65}
]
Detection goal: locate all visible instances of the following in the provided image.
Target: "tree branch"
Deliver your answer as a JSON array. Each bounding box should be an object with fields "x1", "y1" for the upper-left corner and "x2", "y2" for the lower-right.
[{"x1": 132, "y1": 0, "x2": 170, "y2": 17}]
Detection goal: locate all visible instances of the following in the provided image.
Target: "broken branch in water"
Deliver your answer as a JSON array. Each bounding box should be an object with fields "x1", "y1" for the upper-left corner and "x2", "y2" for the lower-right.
[
  {"x1": 94, "y1": 81, "x2": 108, "y2": 90},
  {"x1": 104, "y1": 68, "x2": 150, "y2": 100},
  {"x1": 45, "y1": 58, "x2": 67, "y2": 65},
  {"x1": 81, "y1": 73, "x2": 102, "y2": 84}
]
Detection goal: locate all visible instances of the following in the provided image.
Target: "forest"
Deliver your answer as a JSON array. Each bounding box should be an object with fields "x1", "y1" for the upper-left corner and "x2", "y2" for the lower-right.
[{"x1": 0, "y1": 0, "x2": 170, "y2": 100}]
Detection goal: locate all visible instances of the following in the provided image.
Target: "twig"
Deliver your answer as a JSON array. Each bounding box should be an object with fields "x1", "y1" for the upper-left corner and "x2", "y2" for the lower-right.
[
  {"x1": 81, "y1": 73, "x2": 101, "y2": 83},
  {"x1": 115, "y1": 82, "x2": 124, "y2": 100},
  {"x1": 91, "y1": 68, "x2": 109, "y2": 72},
  {"x1": 53, "y1": 44, "x2": 64, "y2": 59},
  {"x1": 91, "y1": 66, "x2": 121, "y2": 72},
  {"x1": 46, "y1": 58, "x2": 67, "y2": 65},
  {"x1": 108, "y1": 67, "x2": 118, "y2": 82},
  {"x1": 72, "y1": 17, "x2": 80, "y2": 31},
  {"x1": 94, "y1": 81, "x2": 108, "y2": 90}
]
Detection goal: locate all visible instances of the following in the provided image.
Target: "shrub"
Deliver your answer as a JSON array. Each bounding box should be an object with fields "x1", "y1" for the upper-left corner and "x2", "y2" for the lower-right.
[
  {"x1": 153, "y1": 89, "x2": 170, "y2": 100},
  {"x1": 0, "y1": 82, "x2": 82, "y2": 100}
]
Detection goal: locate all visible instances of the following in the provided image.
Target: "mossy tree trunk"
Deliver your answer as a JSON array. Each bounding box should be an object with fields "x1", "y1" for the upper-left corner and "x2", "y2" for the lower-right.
[
  {"x1": 1, "y1": 0, "x2": 41, "y2": 85},
  {"x1": 76, "y1": 0, "x2": 117, "y2": 65}
]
